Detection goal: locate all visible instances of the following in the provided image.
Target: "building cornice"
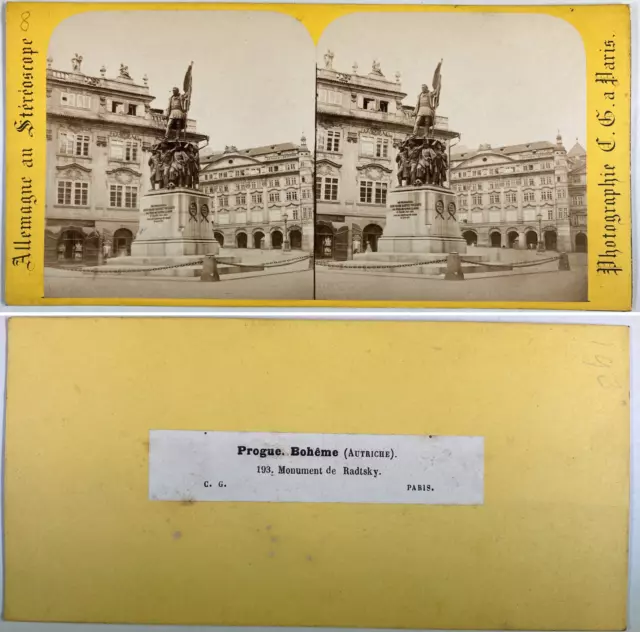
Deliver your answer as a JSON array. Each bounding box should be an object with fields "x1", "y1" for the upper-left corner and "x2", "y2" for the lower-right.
[
  {"x1": 55, "y1": 162, "x2": 92, "y2": 173},
  {"x1": 47, "y1": 110, "x2": 208, "y2": 144}
]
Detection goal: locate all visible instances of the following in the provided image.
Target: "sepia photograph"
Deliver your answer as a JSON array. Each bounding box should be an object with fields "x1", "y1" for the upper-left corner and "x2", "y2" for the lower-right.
[
  {"x1": 314, "y1": 12, "x2": 588, "y2": 302},
  {"x1": 43, "y1": 11, "x2": 316, "y2": 300}
]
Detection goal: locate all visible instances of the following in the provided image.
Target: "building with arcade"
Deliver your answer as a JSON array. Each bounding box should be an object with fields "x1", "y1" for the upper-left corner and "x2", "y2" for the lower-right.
[
  {"x1": 199, "y1": 138, "x2": 314, "y2": 253},
  {"x1": 450, "y1": 135, "x2": 587, "y2": 252}
]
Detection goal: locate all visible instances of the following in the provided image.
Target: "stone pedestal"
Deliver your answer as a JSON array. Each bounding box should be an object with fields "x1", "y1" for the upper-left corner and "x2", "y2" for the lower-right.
[
  {"x1": 131, "y1": 188, "x2": 219, "y2": 259},
  {"x1": 376, "y1": 185, "x2": 467, "y2": 256}
]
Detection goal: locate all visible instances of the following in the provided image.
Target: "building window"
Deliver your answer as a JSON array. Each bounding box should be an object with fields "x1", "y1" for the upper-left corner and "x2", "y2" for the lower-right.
[
  {"x1": 541, "y1": 189, "x2": 553, "y2": 201},
  {"x1": 125, "y1": 141, "x2": 138, "y2": 162},
  {"x1": 523, "y1": 191, "x2": 535, "y2": 202},
  {"x1": 459, "y1": 197, "x2": 468, "y2": 207},
  {"x1": 251, "y1": 192, "x2": 263, "y2": 204},
  {"x1": 374, "y1": 182, "x2": 387, "y2": 204},
  {"x1": 472, "y1": 194, "x2": 483, "y2": 206},
  {"x1": 59, "y1": 132, "x2": 74, "y2": 155},
  {"x1": 235, "y1": 169, "x2": 245, "y2": 177},
  {"x1": 57, "y1": 180, "x2": 88, "y2": 206},
  {"x1": 363, "y1": 97, "x2": 376, "y2": 110},
  {"x1": 285, "y1": 176, "x2": 298, "y2": 186},
  {"x1": 528, "y1": 177, "x2": 535, "y2": 186},
  {"x1": 572, "y1": 195, "x2": 584, "y2": 206},
  {"x1": 324, "y1": 130, "x2": 341, "y2": 153},
  {"x1": 302, "y1": 189, "x2": 311, "y2": 199},
  {"x1": 319, "y1": 89, "x2": 343, "y2": 105},
  {"x1": 375, "y1": 138, "x2": 389, "y2": 159},
  {"x1": 360, "y1": 136, "x2": 374, "y2": 156},
  {"x1": 268, "y1": 178, "x2": 280, "y2": 187},
  {"x1": 359, "y1": 181, "x2": 387, "y2": 204},
  {"x1": 317, "y1": 176, "x2": 338, "y2": 201},
  {"x1": 110, "y1": 139, "x2": 139, "y2": 162},
  {"x1": 360, "y1": 181, "x2": 373, "y2": 203},
  {"x1": 543, "y1": 161, "x2": 553, "y2": 169},
  {"x1": 59, "y1": 132, "x2": 90, "y2": 157},
  {"x1": 286, "y1": 190, "x2": 298, "y2": 201},
  {"x1": 548, "y1": 209, "x2": 554, "y2": 219},
  {"x1": 109, "y1": 184, "x2": 138, "y2": 208},
  {"x1": 558, "y1": 189, "x2": 566, "y2": 198},
  {"x1": 269, "y1": 191, "x2": 280, "y2": 203},
  {"x1": 379, "y1": 100, "x2": 389, "y2": 113},
  {"x1": 127, "y1": 104, "x2": 138, "y2": 116},
  {"x1": 111, "y1": 101, "x2": 124, "y2": 114},
  {"x1": 506, "y1": 192, "x2": 517, "y2": 204},
  {"x1": 237, "y1": 193, "x2": 246, "y2": 205},
  {"x1": 60, "y1": 92, "x2": 91, "y2": 109},
  {"x1": 219, "y1": 195, "x2": 228, "y2": 207},
  {"x1": 292, "y1": 209, "x2": 299, "y2": 220},
  {"x1": 490, "y1": 192, "x2": 500, "y2": 204},
  {"x1": 268, "y1": 165, "x2": 279, "y2": 173},
  {"x1": 503, "y1": 179, "x2": 511, "y2": 188}
]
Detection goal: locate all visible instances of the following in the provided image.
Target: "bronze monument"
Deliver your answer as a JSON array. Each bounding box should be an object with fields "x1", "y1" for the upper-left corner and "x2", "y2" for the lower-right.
[
  {"x1": 149, "y1": 62, "x2": 202, "y2": 191},
  {"x1": 396, "y1": 59, "x2": 448, "y2": 188}
]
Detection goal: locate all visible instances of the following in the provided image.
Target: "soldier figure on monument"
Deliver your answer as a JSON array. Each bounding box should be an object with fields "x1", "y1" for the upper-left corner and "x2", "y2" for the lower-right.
[
  {"x1": 164, "y1": 87, "x2": 187, "y2": 140},
  {"x1": 412, "y1": 59, "x2": 442, "y2": 137},
  {"x1": 396, "y1": 142, "x2": 410, "y2": 187},
  {"x1": 164, "y1": 62, "x2": 193, "y2": 141}
]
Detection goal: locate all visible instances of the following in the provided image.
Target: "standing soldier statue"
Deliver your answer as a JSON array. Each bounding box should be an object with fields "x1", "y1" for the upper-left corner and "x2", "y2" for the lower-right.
[
  {"x1": 413, "y1": 59, "x2": 442, "y2": 137},
  {"x1": 164, "y1": 62, "x2": 193, "y2": 141}
]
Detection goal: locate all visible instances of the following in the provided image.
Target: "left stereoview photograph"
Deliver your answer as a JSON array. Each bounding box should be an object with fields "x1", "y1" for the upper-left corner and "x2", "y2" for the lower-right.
[{"x1": 43, "y1": 11, "x2": 315, "y2": 300}]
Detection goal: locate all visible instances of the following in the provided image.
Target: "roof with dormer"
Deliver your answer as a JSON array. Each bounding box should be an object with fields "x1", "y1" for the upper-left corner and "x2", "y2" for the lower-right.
[
  {"x1": 201, "y1": 142, "x2": 301, "y2": 163},
  {"x1": 451, "y1": 141, "x2": 555, "y2": 162}
]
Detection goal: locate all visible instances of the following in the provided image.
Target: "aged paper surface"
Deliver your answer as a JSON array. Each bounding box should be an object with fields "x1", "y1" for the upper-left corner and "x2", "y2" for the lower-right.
[
  {"x1": 3, "y1": 318, "x2": 629, "y2": 628},
  {"x1": 4, "y1": 3, "x2": 631, "y2": 308}
]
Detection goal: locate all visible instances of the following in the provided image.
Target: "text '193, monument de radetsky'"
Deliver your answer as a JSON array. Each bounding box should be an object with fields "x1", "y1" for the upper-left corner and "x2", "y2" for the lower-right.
[
  {"x1": 356, "y1": 60, "x2": 476, "y2": 268},
  {"x1": 128, "y1": 63, "x2": 219, "y2": 262}
]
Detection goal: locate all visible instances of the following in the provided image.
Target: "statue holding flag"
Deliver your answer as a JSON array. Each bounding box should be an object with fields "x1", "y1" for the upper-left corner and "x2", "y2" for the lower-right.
[
  {"x1": 412, "y1": 59, "x2": 442, "y2": 137},
  {"x1": 164, "y1": 62, "x2": 193, "y2": 140},
  {"x1": 149, "y1": 61, "x2": 203, "y2": 190}
]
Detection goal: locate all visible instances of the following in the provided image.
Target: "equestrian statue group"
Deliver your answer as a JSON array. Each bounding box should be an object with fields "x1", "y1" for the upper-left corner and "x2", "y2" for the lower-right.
[
  {"x1": 396, "y1": 59, "x2": 448, "y2": 189},
  {"x1": 148, "y1": 62, "x2": 203, "y2": 191}
]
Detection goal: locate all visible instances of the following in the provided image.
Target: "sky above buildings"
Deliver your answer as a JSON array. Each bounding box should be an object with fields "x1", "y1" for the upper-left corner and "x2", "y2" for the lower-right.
[
  {"x1": 49, "y1": 11, "x2": 316, "y2": 151},
  {"x1": 318, "y1": 12, "x2": 587, "y2": 151}
]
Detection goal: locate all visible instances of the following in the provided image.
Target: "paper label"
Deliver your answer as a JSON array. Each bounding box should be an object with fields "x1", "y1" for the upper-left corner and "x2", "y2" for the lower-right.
[{"x1": 149, "y1": 431, "x2": 484, "y2": 505}]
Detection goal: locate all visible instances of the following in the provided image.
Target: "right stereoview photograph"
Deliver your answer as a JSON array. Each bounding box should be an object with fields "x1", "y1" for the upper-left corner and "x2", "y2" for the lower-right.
[{"x1": 314, "y1": 12, "x2": 588, "y2": 302}]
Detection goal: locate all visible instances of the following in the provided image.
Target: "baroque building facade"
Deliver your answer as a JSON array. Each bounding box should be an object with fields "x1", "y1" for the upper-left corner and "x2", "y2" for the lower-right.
[
  {"x1": 450, "y1": 135, "x2": 587, "y2": 252},
  {"x1": 315, "y1": 55, "x2": 457, "y2": 261},
  {"x1": 45, "y1": 54, "x2": 206, "y2": 265},
  {"x1": 199, "y1": 139, "x2": 314, "y2": 252}
]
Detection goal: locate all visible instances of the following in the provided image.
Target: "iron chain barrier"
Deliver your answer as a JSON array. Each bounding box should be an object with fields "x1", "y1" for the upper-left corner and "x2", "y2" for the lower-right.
[
  {"x1": 315, "y1": 258, "x2": 448, "y2": 271},
  {"x1": 77, "y1": 253, "x2": 311, "y2": 275},
  {"x1": 460, "y1": 255, "x2": 561, "y2": 269}
]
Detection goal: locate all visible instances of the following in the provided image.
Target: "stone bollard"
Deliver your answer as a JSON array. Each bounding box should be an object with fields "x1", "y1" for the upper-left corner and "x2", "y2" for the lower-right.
[
  {"x1": 444, "y1": 252, "x2": 464, "y2": 280},
  {"x1": 558, "y1": 252, "x2": 570, "y2": 271},
  {"x1": 200, "y1": 255, "x2": 220, "y2": 282},
  {"x1": 308, "y1": 254, "x2": 314, "y2": 270}
]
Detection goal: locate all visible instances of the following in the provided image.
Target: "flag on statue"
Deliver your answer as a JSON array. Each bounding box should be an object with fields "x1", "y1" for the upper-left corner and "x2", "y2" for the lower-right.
[
  {"x1": 431, "y1": 59, "x2": 442, "y2": 110},
  {"x1": 182, "y1": 62, "x2": 193, "y2": 114}
]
